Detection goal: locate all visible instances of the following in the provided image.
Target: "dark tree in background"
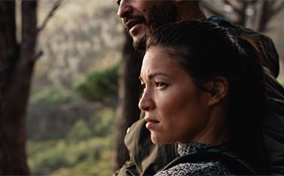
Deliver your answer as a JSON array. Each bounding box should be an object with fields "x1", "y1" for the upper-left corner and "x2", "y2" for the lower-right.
[
  {"x1": 114, "y1": 0, "x2": 284, "y2": 171},
  {"x1": 0, "y1": 1, "x2": 38, "y2": 174},
  {"x1": 114, "y1": 30, "x2": 143, "y2": 171},
  {"x1": 256, "y1": 0, "x2": 284, "y2": 32},
  {"x1": 0, "y1": 0, "x2": 60, "y2": 174}
]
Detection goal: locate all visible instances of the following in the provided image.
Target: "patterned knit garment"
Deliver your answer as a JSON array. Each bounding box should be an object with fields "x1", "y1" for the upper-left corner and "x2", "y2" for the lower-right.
[{"x1": 154, "y1": 143, "x2": 235, "y2": 176}]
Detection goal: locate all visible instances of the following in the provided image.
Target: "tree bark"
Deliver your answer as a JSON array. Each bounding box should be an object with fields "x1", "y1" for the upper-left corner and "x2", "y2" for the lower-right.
[
  {"x1": 257, "y1": 0, "x2": 284, "y2": 33},
  {"x1": 114, "y1": 30, "x2": 143, "y2": 171},
  {"x1": 0, "y1": 0, "x2": 38, "y2": 174}
]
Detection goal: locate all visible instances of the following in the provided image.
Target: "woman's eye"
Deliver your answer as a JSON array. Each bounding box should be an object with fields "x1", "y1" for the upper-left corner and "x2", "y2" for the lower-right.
[{"x1": 155, "y1": 82, "x2": 167, "y2": 89}]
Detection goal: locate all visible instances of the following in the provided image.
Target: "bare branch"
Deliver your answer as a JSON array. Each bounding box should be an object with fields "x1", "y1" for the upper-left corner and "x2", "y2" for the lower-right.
[
  {"x1": 38, "y1": 0, "x2": 63, "y2": 33},
  {"x1": 256, "y1": 0, "x2": 284, "y2": 32},
  {"x1": 31, "y1": 50, "x2": 43, "y2": 63},
  {"x1": 272, "y1": 1, "x2": 284, "y2": 16},
  {"x1": 258, "y1": 0, "x2": 284, "y2": 32}
]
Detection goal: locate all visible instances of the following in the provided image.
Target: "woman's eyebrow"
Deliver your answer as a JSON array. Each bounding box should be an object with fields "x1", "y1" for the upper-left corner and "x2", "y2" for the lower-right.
[{"x1": 139, "y1": 72, "x2": 170, "y2": 81}]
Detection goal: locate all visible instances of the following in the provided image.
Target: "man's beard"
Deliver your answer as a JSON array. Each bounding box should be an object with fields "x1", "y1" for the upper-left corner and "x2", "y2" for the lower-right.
[
  {"x1": 133, "y1": 33, "x2": 147, "y2": 51},
  {"x1": 133, "y1": 2, "x2": 177, "y2": 51}
]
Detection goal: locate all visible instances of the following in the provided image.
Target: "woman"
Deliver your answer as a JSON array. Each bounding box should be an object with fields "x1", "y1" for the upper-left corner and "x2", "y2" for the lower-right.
[{"x1": 138, "y1": 21, "x2": 269, "y2": 175}]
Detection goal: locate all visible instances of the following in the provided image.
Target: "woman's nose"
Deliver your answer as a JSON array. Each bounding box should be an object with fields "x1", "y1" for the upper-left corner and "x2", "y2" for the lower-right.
[
  {"x1": 138, "y1": 90, "x2": 155, "y2": 111},
  {"x1": 117, "y1": 0, "x2": 132, "y2": 18}
]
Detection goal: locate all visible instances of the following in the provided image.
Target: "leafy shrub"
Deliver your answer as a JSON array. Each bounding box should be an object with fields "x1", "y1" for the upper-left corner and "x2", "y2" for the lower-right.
[
  {"x1": 75, "y1": 61, "x2": 120, "y2": 106},
  {"x1": 90, "y1": 108, "x2": 116, "y2": 137},
  {"x1": 67, "y1": 120, "x2": 93, "y2": 140},
  {"x1": 30, "y1": 86, "x2": 75, "y2": 104},
  {"x1": 66, "y1": 108, "x2": 115, "y2": 142},
  {"x1": 27, "y1": 86, "x2": 97, "y2": 140},
  {"x1": 28, "y1": 140, "x2": 70, "y2": 175},
  {"x1": 278, "y1": 78, "x2": 284, "y2": 87},
  {"x1": 28, "y1": 137, "x2": 114, "y2": 175}
]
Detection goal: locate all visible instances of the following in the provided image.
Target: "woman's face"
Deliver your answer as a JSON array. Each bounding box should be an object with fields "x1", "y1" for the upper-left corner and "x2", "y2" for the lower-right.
[{"x1": 139, "y1": 46, "x2": 213, "y2": 144}]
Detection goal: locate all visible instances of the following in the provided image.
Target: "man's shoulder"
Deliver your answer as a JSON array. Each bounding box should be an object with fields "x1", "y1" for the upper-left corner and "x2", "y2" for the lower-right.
[
  {"x1": 207, "y1": 16, "x2": 279, "y2": 78},
  {"x1": 207, "y1": 16, "x2": 258, "y2": 35}
]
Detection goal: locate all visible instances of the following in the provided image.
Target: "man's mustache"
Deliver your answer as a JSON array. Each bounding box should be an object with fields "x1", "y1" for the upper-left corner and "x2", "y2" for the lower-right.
[{"x1": 122, "y1": 15, "x2": 146, "y2": 26}]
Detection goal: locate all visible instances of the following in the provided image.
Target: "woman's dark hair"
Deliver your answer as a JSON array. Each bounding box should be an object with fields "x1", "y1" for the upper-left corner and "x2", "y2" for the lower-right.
[{"x1": 146, "y1": 21, "x2": 268, "y2": 174}]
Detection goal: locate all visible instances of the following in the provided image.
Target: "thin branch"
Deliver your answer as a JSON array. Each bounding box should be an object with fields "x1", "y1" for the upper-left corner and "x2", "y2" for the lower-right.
[
  {"x1": 38, "y1": 0, "x2": 63, "y2": 33},
  {"x1": 31, "y1": 50, "x2": 43, "y2": 63},
  {"x1": 273, "y1": 1, "x2": 284, "y2": 16},
  {"x1": 262, "y1": 0, "x2": 284, "y2": 24}
]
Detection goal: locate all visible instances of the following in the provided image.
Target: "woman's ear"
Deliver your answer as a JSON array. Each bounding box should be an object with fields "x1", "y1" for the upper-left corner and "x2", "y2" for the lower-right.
[{"x1": 205, "y1": 76, "x2": 229, "y2": 106}]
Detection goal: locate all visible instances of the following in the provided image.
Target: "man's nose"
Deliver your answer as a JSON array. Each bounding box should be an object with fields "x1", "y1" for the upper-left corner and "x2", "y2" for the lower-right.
[
  {"x1": 117, "y1": 0, "x2": 132, "y2": 18},
  {"x1": 138, "y1": 90, "x2": 155, "y2": 112}
]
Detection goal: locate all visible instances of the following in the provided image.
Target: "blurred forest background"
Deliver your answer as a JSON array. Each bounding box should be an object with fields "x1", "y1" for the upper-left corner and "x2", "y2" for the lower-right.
[
  {"x1": 0, "y1": 0, "x2": 284, "y2": 175},
  {"x1": 27, "y1": 0, "x2": 122, "y2": 175}
]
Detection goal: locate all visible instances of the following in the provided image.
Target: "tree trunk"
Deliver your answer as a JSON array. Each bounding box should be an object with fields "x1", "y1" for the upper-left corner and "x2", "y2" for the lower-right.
[
  {"x1": 114, "y1": 30, "x2": 143, "y2": 171},
  {"x1": 235, "y1": 1, "x2": 248, "y2": 26},
  {"x1": 0, "y1": 0, "x2": 38, "y2": 174}
]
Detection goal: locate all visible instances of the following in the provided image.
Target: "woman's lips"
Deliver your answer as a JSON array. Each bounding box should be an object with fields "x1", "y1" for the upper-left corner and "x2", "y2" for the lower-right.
[{"x1": 145, "y1": 117, "x2": 159, "y2": 129}]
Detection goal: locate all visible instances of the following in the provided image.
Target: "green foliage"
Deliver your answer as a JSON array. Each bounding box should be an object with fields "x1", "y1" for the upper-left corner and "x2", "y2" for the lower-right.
[
  {"x1": 67, "y1": 108, "x2": 115, "y2": 141},
  {"x1": 67, "y1": 120, "x2": 93, "y2": 140},
  {"x1": 30, "y1": 86, "x2": 75, "y2": 104},
  {"x1": 28, "y1": 1, "x2": 123, "y2": 174},
  {"x1": 28, "y1": 137, "x2": 114, "y2": 176},
  {"x1": 27, "y1": 86, "x2": 96, "y2": 140},
  {"x1": 278, "y1": 77, "x2": 284, "y2": 87},
  {"x1": 90, "y1": 108, "x2": 116, "y2": 137},
  {"x1": 27, "y1": 107, "x2": 116, "y2": 175},
  {"x1": 75, "y1": 61, "x2": 120, "y2": 105},
  {"x1": 50, "y1": 150, "x2": 114, "y2": 176},
  {"x1": 28, "y1": 0, "x2": 122, "y2": 175},
  {"x1": 28, "y1": 140, "x2": 69, "y2": 175}
]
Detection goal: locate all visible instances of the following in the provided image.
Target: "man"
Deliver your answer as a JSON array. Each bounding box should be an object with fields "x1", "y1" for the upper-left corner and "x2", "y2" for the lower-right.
[{"x1": 114, "y1": 0, "x2": 284, "y2": 175}]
